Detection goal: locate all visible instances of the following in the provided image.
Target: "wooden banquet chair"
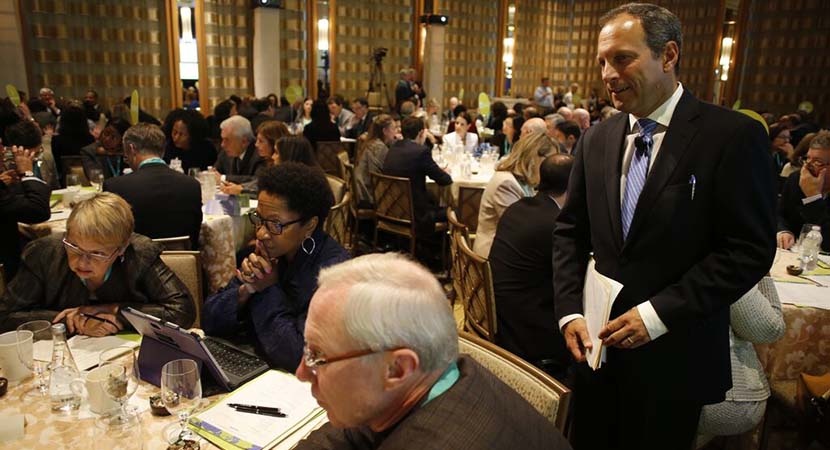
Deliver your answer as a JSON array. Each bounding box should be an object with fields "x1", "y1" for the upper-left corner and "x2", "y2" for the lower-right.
[
  {"x1": 324, "y1": 190, "x2": 352, "y2": 252},
  {"x1": 159, "y1": 251, "x2": 203, "y2": 328},
  {"x1": 344, "y1": 162, "x2": 375, "y2": 248},
  {"x1": 316, "y1": 141, "x2": 348, "y2": 179},
  {"x1": 447, "y1": 208, "x2": 470, "y2": 304},
  {"x1": 152, "y1": 235, "x2": 192, "y2": 251},
  {"x1": 370, "y1": 171, "x2": 418, "y2": 255},
  {"x1": 458, "y1": 332, "x2": 572, "y2": 432},
  {"x1": 457, "y1": 185, "x2": 484, "y2": 238},
  {"x1": 455, "y1": 231, "x2": 497, "y2": 342}
]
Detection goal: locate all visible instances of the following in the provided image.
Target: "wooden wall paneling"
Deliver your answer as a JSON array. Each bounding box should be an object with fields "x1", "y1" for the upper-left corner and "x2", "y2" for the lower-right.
[
  {"x1": 20, "y1": 0, "x2": 172, "y2": 119},
  {"x1": 442, "y1": 0, "x2": 499, "y2": 106},
  {"x1": 280, "y1": 0, "x2": 308, "y2": 98},
  {"x1": 333, "y1": 0, "x2": 414, "y2": 104},
  {"x1": 511, "y1": 0, "x2": 557, "y2": 100},
  {"x1": 202, "y1": 0, "x2": 253, "y2": 112}
]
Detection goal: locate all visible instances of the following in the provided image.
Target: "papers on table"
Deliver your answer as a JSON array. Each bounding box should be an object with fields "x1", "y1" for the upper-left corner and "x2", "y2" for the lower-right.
[
  {"x1": 33, "y1": 335, "x2": 139, "y2": 371},
  {"x1": 770, "y1": 250, "x2": 830, "y2": 284},
  {"x1": 770, "y1": 250, "x2": 830, "y2": 310},
  {"x1": 583, "y1": 259, "x2": 624, "y2": 370},
  {"x1": 189, "y1": 370, "x2": 324, "y2": 450}
]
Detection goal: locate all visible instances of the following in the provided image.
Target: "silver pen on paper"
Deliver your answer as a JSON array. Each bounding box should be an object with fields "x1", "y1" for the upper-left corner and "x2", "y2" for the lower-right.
[{"x1": 689, "y1": 175, "x2": 696, "y2": 200}]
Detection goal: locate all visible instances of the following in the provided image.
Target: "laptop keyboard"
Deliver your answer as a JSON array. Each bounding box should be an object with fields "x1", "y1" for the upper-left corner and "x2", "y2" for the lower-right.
[{"x1": 203, "y1": 338, "x2": 266, "y2": 378}]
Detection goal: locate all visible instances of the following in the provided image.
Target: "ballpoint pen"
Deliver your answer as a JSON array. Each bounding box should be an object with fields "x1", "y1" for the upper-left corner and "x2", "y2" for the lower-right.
[
  {"x1": 228, "y1": 403, "x2": 286, "y2": 418},
  {"x1": 78, "y1": 312, "x2": 119, "y2": 329},
  {"x1": 689, "y1": 175, "x2": 696, "y2": 200}
]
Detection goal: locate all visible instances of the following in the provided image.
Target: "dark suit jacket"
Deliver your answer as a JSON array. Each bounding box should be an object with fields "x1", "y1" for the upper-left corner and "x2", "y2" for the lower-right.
[
  {"x1": 0, "y1": 178, "x2": 50, "y2": 279},
  {"x1": 303, "y1": 120, "x2": 342, "y2": 147},
  {"x1": 552, "y1": 90, "x2": 776, "y2": 403},
  {"x1": 490, "y1": 193, "x2": 568, "y2": 370},
  {"x1": 382, "y1": 139, "x2": 452, "y2": 229},
  {"x1": 345, "y1": 113, "x2": 374, "y2": 139},
  {"x1": 163, "y1": 138, "x2": 217, "y2": 173},
  {"x1": 294, "y1": 356, "x2": 571, "y2": 450},
  {"x1": 778, "y1": 171, "x2": 829, "y2": 252},
  {"x1": 104, "y1": 163, "x2": 202, "y2": 249},
  {"x1": 213, "y1": 142, "x2": 265, "y2": 184}
]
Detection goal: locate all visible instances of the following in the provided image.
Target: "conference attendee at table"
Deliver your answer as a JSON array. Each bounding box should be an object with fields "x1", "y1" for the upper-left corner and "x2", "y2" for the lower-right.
[
  {"x1": 104, "y1": 123, "x2": 202, "y2": 250},
  {"x1": 355, "y1": 114, "x2": 395, "y2": 208},
  {"x1": 214, "y1": 115, "x2": 265, "y2": 185},
  {"x1": 162, "y1": 108, "x2": 217, "y2": 173},
  {"x1": 779, "y1": 131, "x2": 815, "y2": 178},
  {"x1": 328, "y1": 95, "x2": 354, "y2": 136},
  {"x1": 344, "y1": 97, "x2": 373, "y2": 139},
  {"x1": 442, "y1": 111, "x2": 478, "y2": 154},
  {"x1": 490, "y1": 154, "x2": 573, "y2": 381},
  {"x1": 552, "y1": 4, "x2": 776, "y2": 449},
  {"x1": 777, "y1": 130, "x2": 830, "y2": 252},
  {"x1": 202, "y1": 162, "x2": 349, "y2": 371},
  {"x1": 80, "y1": 118, "x2": 130, "y2": 180},
  {"x1": 219, "y1": 120, "x2": 290, "y2": 196},
  {"x1": 294, "y1": 253, "x2": 572, "y2": 450},
  {"x1": 520, "y1": 117, "x2": 547, "y2": 138},
  {"x1": 0, "y1": 144, "x2": 50, "y2": 281},
  {"x1": 0, "y1": 192, "x2": 196, "y2": 334},
  {"x1": 473, "y1": 132, "x2": 557, "y2": 258},
  {"x1": 295, "y1": 97, "x2": 313, "y2": 131},
  {"x1": 696, "y1": 277, "x2": 785, "y2": 447},
  {"x1": 303, "y1": 99, "x2": 341, "y2": 147},
  {"x1": 51, "y1": 104, "x2": 95, "y2": 181},
  {"x1": 4, "y1": 119, "x2": 59, "y2": 189},
  {"x1": 382, "y1": 116, "x2": 452, "y2": 234},
  {"x1": 552, "y1": 120, "x2": 581, "y2": 155},
  {"x1": 768, "y1": 123, "x2": 794, "y2": 182},
  {"x1": 500, "y1": 115, "x2": 523, "y2": 157}
]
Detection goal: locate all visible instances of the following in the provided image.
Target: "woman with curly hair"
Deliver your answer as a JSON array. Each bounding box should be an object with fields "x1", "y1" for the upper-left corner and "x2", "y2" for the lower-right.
[
  {"x1": 202, "y1": 162, "x2": 349, "y2": 370},
  {"x1": 163, "y1": 108, "x2": 217, "y2": 172}
]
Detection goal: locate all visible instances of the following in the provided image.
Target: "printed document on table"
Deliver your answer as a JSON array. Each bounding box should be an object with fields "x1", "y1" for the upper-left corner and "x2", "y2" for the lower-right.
[
  {"x1": 583, "y1": 259, "x2": 624, "y2": 370},
  {"x1": 190, "y1": 370, "x2": 323, "y2": 450},
  {"x1": 33, "y1": 335, "x2": 139, "y2": 370}
]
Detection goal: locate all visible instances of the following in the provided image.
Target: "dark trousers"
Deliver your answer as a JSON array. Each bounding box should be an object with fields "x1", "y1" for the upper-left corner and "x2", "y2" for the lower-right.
[{"x1": 571, "y1": 363, "x2": 702, "y2": 450}]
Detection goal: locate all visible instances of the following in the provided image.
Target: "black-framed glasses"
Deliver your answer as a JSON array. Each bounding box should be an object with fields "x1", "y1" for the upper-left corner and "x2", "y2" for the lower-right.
[
  {"x1": 247, "y1": 210, "x2": 303, "y2": 235},
  {"x1": 62, "y1": 237, "x2": 120, "y2": 262},
  {"x1": 302, "y1": 344, "x2": 405, "y2": 373}
]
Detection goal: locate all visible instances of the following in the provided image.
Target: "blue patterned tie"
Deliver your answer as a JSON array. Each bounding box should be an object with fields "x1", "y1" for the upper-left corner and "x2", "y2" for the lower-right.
[{"x1": 621, "y1": 118, "x2": 658, "y2": 240}]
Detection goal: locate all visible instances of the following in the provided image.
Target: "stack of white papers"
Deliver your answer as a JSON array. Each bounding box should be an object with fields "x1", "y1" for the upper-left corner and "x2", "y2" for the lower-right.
[
  {"x1": 33, "y1": 335, "x2": 140, "y2": 370},
  {"x1": 189, "y1": 370, "x2": 324, "y2": 450},
  {"x1": 583, "y1": 259, "x2": 624, "y2": 370}
]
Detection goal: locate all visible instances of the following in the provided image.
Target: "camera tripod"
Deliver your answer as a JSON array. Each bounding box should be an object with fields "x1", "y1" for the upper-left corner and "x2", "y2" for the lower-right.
[{"x1": 367, "y1": 59, "x2": 394, "y2": 112}]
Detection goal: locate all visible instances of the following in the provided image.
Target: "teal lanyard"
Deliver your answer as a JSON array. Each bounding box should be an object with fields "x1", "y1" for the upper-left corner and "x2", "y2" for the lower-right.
[
  {"x1": 105, "y1": 156, "x2": 121, "y2": 177},
  {"x1": 421, "y1": 361, "x2": 460, "y2": 406},
  {"x1": 139, "y1": 157, "x2": 166, "y2": 168},
  {"x1": 79, "y1": 265, "x2": 113, "y2": 286}
]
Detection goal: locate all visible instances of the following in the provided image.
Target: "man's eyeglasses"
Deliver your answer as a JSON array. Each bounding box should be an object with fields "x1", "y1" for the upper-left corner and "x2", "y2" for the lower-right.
[
  {"x1": 62, "y1": 238, "x2": 120, "y2": 262},
  {"x1": 805, "y1": 158, "x2": 829, "y2": 176},
  {"x1": 302, "y1": 344, "x2": 405, "y2": 373},
  {"x1": 247, "y1": 210, "x2": 303, "y2": 235}
]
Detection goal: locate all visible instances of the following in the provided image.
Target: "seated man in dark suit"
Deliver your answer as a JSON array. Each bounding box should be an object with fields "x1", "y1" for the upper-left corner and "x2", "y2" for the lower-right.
[
  {"x1": 382, "y1": 116, "x2": 452, "y2": 233},
  {"x1": 214, "y1": 115, "x2": 265, "y2": 185},
  {"x1": 295, "y1": 253, "x2": 572, "y2": 450},
  {"x1": 104, "y1": 123, "x2": 202, "y2": 249},
  {"x1": 344, "y1": 97, "x2": 374, "y2": 139},
  {"x1": 490, "y1": 154, "x2": 574, "y2": 382},
  {"x1": 777, "y1": 130, "x2": 830, "y2": 252}
]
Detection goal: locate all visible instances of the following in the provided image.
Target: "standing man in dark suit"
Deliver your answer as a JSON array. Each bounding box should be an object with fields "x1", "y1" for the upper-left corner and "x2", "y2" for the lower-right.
[
  {"x1": 382, "y1": 116, "x2": 452, "y2": 233},
  {"x1": 552, "y1": 4, "x2": 776, "y2": 449},
  {"x1": 105, "y1": 124, "x2": 202, "y2": 249},
  {"x1": 490, "y1": 153, "x2": 573, "y2": 381},
  {"x1": 214, "y1": 115, "x2": 265, "y2": 184}
]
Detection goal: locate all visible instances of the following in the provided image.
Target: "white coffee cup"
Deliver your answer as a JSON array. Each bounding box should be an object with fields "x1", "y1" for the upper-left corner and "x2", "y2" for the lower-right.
[
  {"x1": 70, "y1": 365, "x2": 121, "y2": 415},
  {"x1": 0, "y1": 330, "x2": 32, "y2": 384}
]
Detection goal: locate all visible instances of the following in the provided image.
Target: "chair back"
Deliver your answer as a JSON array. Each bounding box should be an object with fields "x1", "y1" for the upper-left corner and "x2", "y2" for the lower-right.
[
  {"x1": 159, "y1": 251, "x2": 203, "y2": 328},
  {"x1": 456, "y1": 232, "x2": 497, "y2": 341},
  {"x1": 324, "y1": 191, "x2": 351, "y2": 250},
  {"x1": 458, "y1": 186, "x2": 484, "y2": 234},
  {"x1": 447, "y1": 208, "x2": 469, "y2": 303},
  {"x1": 370, "y1": 171, "x2": 415, "y2": 228},
  {"x1": 152, "y1": 236, "x2": 192, "y2": 251},
  {"x1": 458, "y1": 332, "x2": 571, "y2": 432},
  {"x1": 316, "y1": 141, "x2": 348, "y2": 179},
  {"x1": 327, "y1": 174, "x2": 346, "y2": 204}
]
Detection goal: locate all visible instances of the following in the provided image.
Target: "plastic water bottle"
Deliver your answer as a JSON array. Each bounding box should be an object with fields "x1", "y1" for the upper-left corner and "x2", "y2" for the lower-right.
[
  {"x1": 800, "y1": 225, "x2": 823, "y2": 272},
  {"x1": 49, "y1": 323, "x2": 81, "y2": 411}
]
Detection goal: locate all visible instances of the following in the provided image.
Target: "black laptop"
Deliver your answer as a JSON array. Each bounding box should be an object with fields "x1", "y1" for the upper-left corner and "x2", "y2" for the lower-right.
[{"x1": 122, "y1": 307, "x2": 269, "y2": 392}]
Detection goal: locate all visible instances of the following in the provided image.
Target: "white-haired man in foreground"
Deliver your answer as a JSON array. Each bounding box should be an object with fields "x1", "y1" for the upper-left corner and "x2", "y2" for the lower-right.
[{"x1": 295, "y1": 253, "x2": 571, "y2": 450}]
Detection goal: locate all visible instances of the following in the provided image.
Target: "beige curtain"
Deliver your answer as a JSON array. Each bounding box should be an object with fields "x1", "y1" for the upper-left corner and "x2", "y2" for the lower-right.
[
  {"x1": 442, "y1": 1, "x2": 499, "y2": 106},
  {"x1": 20, "y1": 0, "x2": 171, "y2": 119},
  {"x1": 202, "y1": 0, "x2": 253, "y2": 112}
]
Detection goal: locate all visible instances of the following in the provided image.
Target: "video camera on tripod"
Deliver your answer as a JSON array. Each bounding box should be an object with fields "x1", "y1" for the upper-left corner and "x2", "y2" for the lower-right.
[{"x1": 371, "y1": 47, "x2": 388, "y2": 64}]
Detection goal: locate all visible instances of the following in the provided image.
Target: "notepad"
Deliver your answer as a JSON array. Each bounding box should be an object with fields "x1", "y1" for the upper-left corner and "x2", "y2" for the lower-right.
[
  {"x1": 189, "y1": 370, "x2": 324, "y2": 450},
  {"x1": 33, "y1": 334, "x2": 140, "y2": 371},
  {"x1": 583, "y1": 259, "x2": 624, "y2": 370}
]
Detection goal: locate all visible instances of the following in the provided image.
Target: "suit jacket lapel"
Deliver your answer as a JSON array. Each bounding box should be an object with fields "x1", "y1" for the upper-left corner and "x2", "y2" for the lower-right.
[
  {"x1": 624, "y1": 91, "x2": 700, "y2": 247},
  {"x1": 604, "y1": 113, "x2": 628, "y2": 251}
]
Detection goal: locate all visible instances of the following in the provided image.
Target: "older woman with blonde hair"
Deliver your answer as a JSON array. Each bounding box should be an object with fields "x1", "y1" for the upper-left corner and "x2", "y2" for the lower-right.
[
  {"x1": 473, "y1": 132, "x2": 558, "y2": 257},
  {"x1": 0, "y1": 192, "x2": 196, "y2": 335}
]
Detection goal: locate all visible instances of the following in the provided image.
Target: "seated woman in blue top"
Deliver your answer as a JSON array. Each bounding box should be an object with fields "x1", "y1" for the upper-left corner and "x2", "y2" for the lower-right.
[{"x1": 202, "y1": 162, "x2": 349, "y2": 371}]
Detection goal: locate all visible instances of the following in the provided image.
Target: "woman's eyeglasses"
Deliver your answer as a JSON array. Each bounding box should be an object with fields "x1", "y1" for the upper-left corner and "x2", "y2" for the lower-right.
[
  {"x1": 248, "y1": 210, "x2": 303, "y2": 235},
  {"x1": 62, "y1": 238, "x2": 120, "y2": 262}
]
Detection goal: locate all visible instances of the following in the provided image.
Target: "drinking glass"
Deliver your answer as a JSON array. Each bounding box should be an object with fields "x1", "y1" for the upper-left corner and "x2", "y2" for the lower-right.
[
  {"x1": 794, "y1": 223, "x2": 816, "y2": 252},
  {"x1": 16, "y1": 320, "x2": 51, "y2": 397},
  {"x1": 187, "y1": 168, "x2": 201, "y2": 179},
  {"x1": 99, "y1": 347, "x2": 140, "y2": 425},
  {"x1": 93, "y1": 405, "x2": 143, "y2": 450},
  {"x1": 66, "y1": 173, "x2": 81, "y2": 191},
  {"x1": 161, "y1": 359, "x2": 202, "y2": 444},
  {"x1": 88, "y1": 168, "x2": 104, "y2": 192}
]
